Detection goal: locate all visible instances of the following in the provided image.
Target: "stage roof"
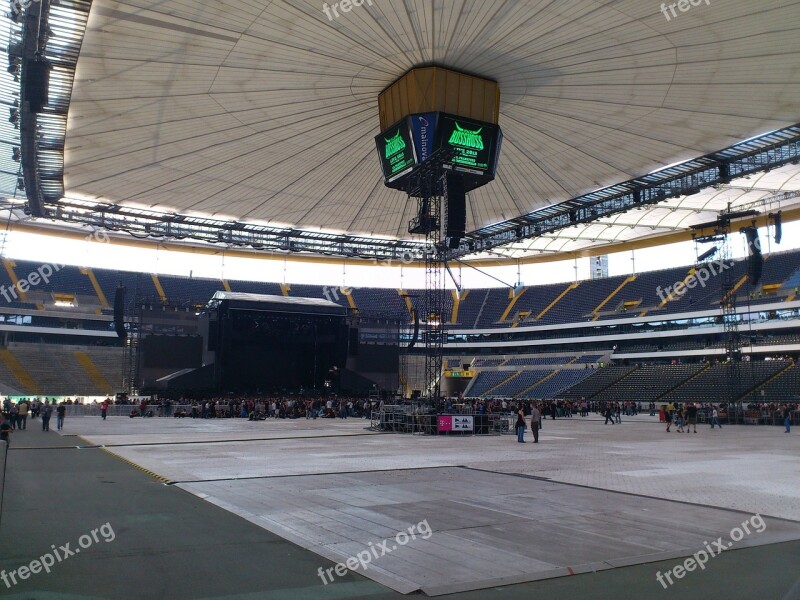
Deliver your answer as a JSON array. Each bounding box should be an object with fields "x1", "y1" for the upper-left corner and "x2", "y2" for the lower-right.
[
  {"x1": 210, "y1": 291, "x2": 342, "y2": 310},
  {"x1": 208, "y1": 291, "x2": 347, "y2": 316}
]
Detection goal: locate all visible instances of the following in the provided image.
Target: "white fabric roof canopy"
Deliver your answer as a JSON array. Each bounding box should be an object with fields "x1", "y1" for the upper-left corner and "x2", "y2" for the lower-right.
[{"x1": 63, "y1": 0, "x2": 800, "y2": 250}]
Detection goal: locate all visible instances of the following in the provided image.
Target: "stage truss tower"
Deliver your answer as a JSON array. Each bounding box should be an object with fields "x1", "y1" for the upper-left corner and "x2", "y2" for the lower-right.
[
  {"x1": 422, "y1": 202, "x2": 446, "y2": 408},
  {"x1": 407, "y1": 150, "x2": 452, "y2": 411},
  {"x1": 718, "y1": 228, "x2": 743, "y2": 412},
  {"x1": 122, "y1": 300, "x2": 142, "y2": 396}
]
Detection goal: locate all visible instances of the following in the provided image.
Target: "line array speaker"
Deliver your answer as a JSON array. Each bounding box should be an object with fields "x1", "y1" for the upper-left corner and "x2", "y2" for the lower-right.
[
  {"x1": 443, "y1": 173, "x2": 466, "y2": 245},
  {"x1": 113, "y1": 286, "x2": 127, "y2": 339},
  {"x1": 348, "y1": 327, "x2": 359, "y2": 356},
  {"x1": 23, "y1": 58, "x2": 50, "y2": 113}
]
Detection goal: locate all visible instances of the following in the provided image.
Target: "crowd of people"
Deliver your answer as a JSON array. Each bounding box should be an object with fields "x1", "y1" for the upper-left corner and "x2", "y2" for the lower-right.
[
  {"x1": 504, "y1": 398, "x2": 798, "y2": 441},
  {"x1": 0, "y1": 397, "x2": 68, "y2": 444},
  {"x1": 132, "y1": 396, "x2": 381, "y2": 420},
  {"x1": 1, "y1": 394, "x2": 796, "y2": 447},
  {"x1": 452, "y1": 398, "x2": 644, "y2": 418}
]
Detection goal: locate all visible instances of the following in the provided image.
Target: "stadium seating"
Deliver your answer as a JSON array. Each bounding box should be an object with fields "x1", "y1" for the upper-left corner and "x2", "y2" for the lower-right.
[
  {"x1": 781, "y1": 264, "x2": 800, "y2": 294},
  {"x1": 1, "y1": 248, "x2": 799, "y2": 326},
  {"x1": 574, "y1": 354, "x2": 604, "y2": 364},
  {"x1": 454, "y1": 289, "x2": 488, "y2": 328},
  {"x1": 537, "y1": 278, "x2": 621, "y2": 324},
  {"x1": 0, "y1": 343, "x2": 121, "y2": 395},
  {"x1": 504, "y1": 356, "x2": 574, "y2": 366},
  {"x1": 741, "y1": 362, "x2": 800, "y2": 403},
  {"x1": 357, "y1": 289, "x2": 409, "y2": 317},
  {"x1": 476, "y1": 288, "x2": 512, "y2": 326},
  {"x1": 754, "y1": 252, "x2": 799, "y2": 293},
  {"x1": 522, "y1": 369, "x2": 594, "y2": 399},
  {"x1": 464, "y1": 371, "x2": 516, "y2": 396},
  {"x1": 157, "y1": 276, "x2": 221, "y2": 302},
  {"x1": 662, "y1": 361, "x2": 791, "y2": 403},
  {"x1": 506, "y1": 282, "x2": 576, "y2": 323},
  {"x1": 488, "y1": 369, "x2": 553, "y2": 397},
  {"x1": 560, "y1": 365, "x2": 638, "y2": 399},
  {"x1": 225, "y1": 279, "x2": 282, "y2": 297},
  {"x1": 593, "y1": 364, "x2": 707, "y2": 402},
  {"x1": 472, "y1": 358, "x2": 505, "y2": 367},
  {"x1": 1, "y1": 248, "x2": 799, "y2": 398}
]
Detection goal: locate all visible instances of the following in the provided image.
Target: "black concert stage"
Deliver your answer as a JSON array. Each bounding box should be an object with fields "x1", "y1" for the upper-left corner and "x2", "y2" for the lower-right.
[
  {"x1": 143, "y1": 292, "x2": 402, "y2": 395},
  {"x1": 199, "y1": 292, "x2": 349, "y2": 393}
]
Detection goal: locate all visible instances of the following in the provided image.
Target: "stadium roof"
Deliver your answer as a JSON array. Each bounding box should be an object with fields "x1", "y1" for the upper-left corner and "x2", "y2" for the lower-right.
[{"x1": 6, "y1": 0, "x2": 800, "y2": 261}]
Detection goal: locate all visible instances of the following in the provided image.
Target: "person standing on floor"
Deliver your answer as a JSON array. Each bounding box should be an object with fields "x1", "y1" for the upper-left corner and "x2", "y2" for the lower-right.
[
  {"x1": 516, "y1": 405, "x2": 526, "y2": 443},
  {"x1": 530, "y1": 404, "x2": 540, "y2": 443},
  {"x1": 784, "y1": 405, "x2": 791, "y2": 433},
  {"x1": 56, "y1": 402, "x2": 66, "y2": 431},
  {"x1": 8, "y1": 402, "x2": 17, "y2": 430},
  {"x1": 710, "y1": 406, "x2": 721, "y2": 429},
  {"x1": 665, "y1": 407, "x2": 673, "y2": 432},
  {"x1": 604, "y1": 404, "x2": 615, "y2": 425},
  {"x1": 41, "y1": 400, "x2": 52, "y2": 432},
  {"x1": 685, "y1": 402, "x2": 698, "y2": 433},
  {"x1": 0, "y1": 413, "x2": 11, "y2": 446},
  {"x1": 17, "y1": 399, "x2": 28, "y2": 430}
]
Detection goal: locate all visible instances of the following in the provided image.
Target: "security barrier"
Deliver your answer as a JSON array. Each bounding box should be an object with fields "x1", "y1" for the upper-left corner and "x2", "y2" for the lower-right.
[{"x1": 369, "y1": 410, "x2": 510, "y2": 435}]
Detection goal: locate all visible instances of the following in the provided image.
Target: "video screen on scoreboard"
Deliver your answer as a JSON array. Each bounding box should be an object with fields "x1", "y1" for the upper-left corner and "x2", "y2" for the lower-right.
[
  {"x1": 436, "y1": 113, "x2": 501, "y2": 177},
  {"x1": 375, "y1": 118, "x2": 417, "y2": 182}
]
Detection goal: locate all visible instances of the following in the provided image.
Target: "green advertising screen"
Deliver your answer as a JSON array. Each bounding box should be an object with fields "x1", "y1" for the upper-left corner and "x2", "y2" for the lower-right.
[
  {"x1": 376, "y1": 112, "x2": 502, "y2": 191},
  {"x1": 436, "y1": 113, "x2": 500, "y2": 177},
  {"x1": 375, "y1": 120, "x2": 416, "y2": 182}
]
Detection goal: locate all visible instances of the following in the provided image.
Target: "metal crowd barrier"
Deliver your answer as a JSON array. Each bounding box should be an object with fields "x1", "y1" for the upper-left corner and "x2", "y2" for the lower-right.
[
  {"x1": 713, "y1": 408, "x2": 799, "y2": 426},
  {"x1": 369, "y1": 411, "x2": 511, "y2": 435},
  {"x1": 60, "y1": 405, "x2": 194, "y2": 418},
  {"x1": 43, "y1": 404, "x2": 800, "y2": 428},
  {"x1": 670, "y1": 406, "x2": 800, "y2": 426}
]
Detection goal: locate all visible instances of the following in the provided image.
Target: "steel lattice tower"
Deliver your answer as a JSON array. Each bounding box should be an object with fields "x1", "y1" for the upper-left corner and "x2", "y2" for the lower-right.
[
  {"x1": 122, "y1": 306, "x2": 141, "y2": 395},
  {"x1": 405, "y1": 148, "x2": 454, "y2": 414},
  {"x1": 718, "y1": 222, "x2": 743, "y2": 417},
  {"x1": 422, "y1": 201, "x2": 445, "y2": 408}
]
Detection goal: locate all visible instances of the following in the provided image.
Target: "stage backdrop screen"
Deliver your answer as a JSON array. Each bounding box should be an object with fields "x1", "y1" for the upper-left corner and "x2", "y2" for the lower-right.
[
  {"x1": 142, "y1": 335, "x2": 203, "y2": 369},
  {"x1": 219, "y1": 310, "x2": 348, "y2": 393}
]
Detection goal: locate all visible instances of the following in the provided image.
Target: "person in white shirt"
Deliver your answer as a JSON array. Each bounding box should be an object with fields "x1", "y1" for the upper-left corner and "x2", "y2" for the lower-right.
[{"x1": 710, "y1": 406, "x2": 722, "y2": 429}]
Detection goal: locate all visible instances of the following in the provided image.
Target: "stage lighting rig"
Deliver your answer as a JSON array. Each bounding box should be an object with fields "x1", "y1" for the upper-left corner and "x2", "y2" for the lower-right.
[{"x1": 697, "y1": 247, "x2": 718, "y2": 262}]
